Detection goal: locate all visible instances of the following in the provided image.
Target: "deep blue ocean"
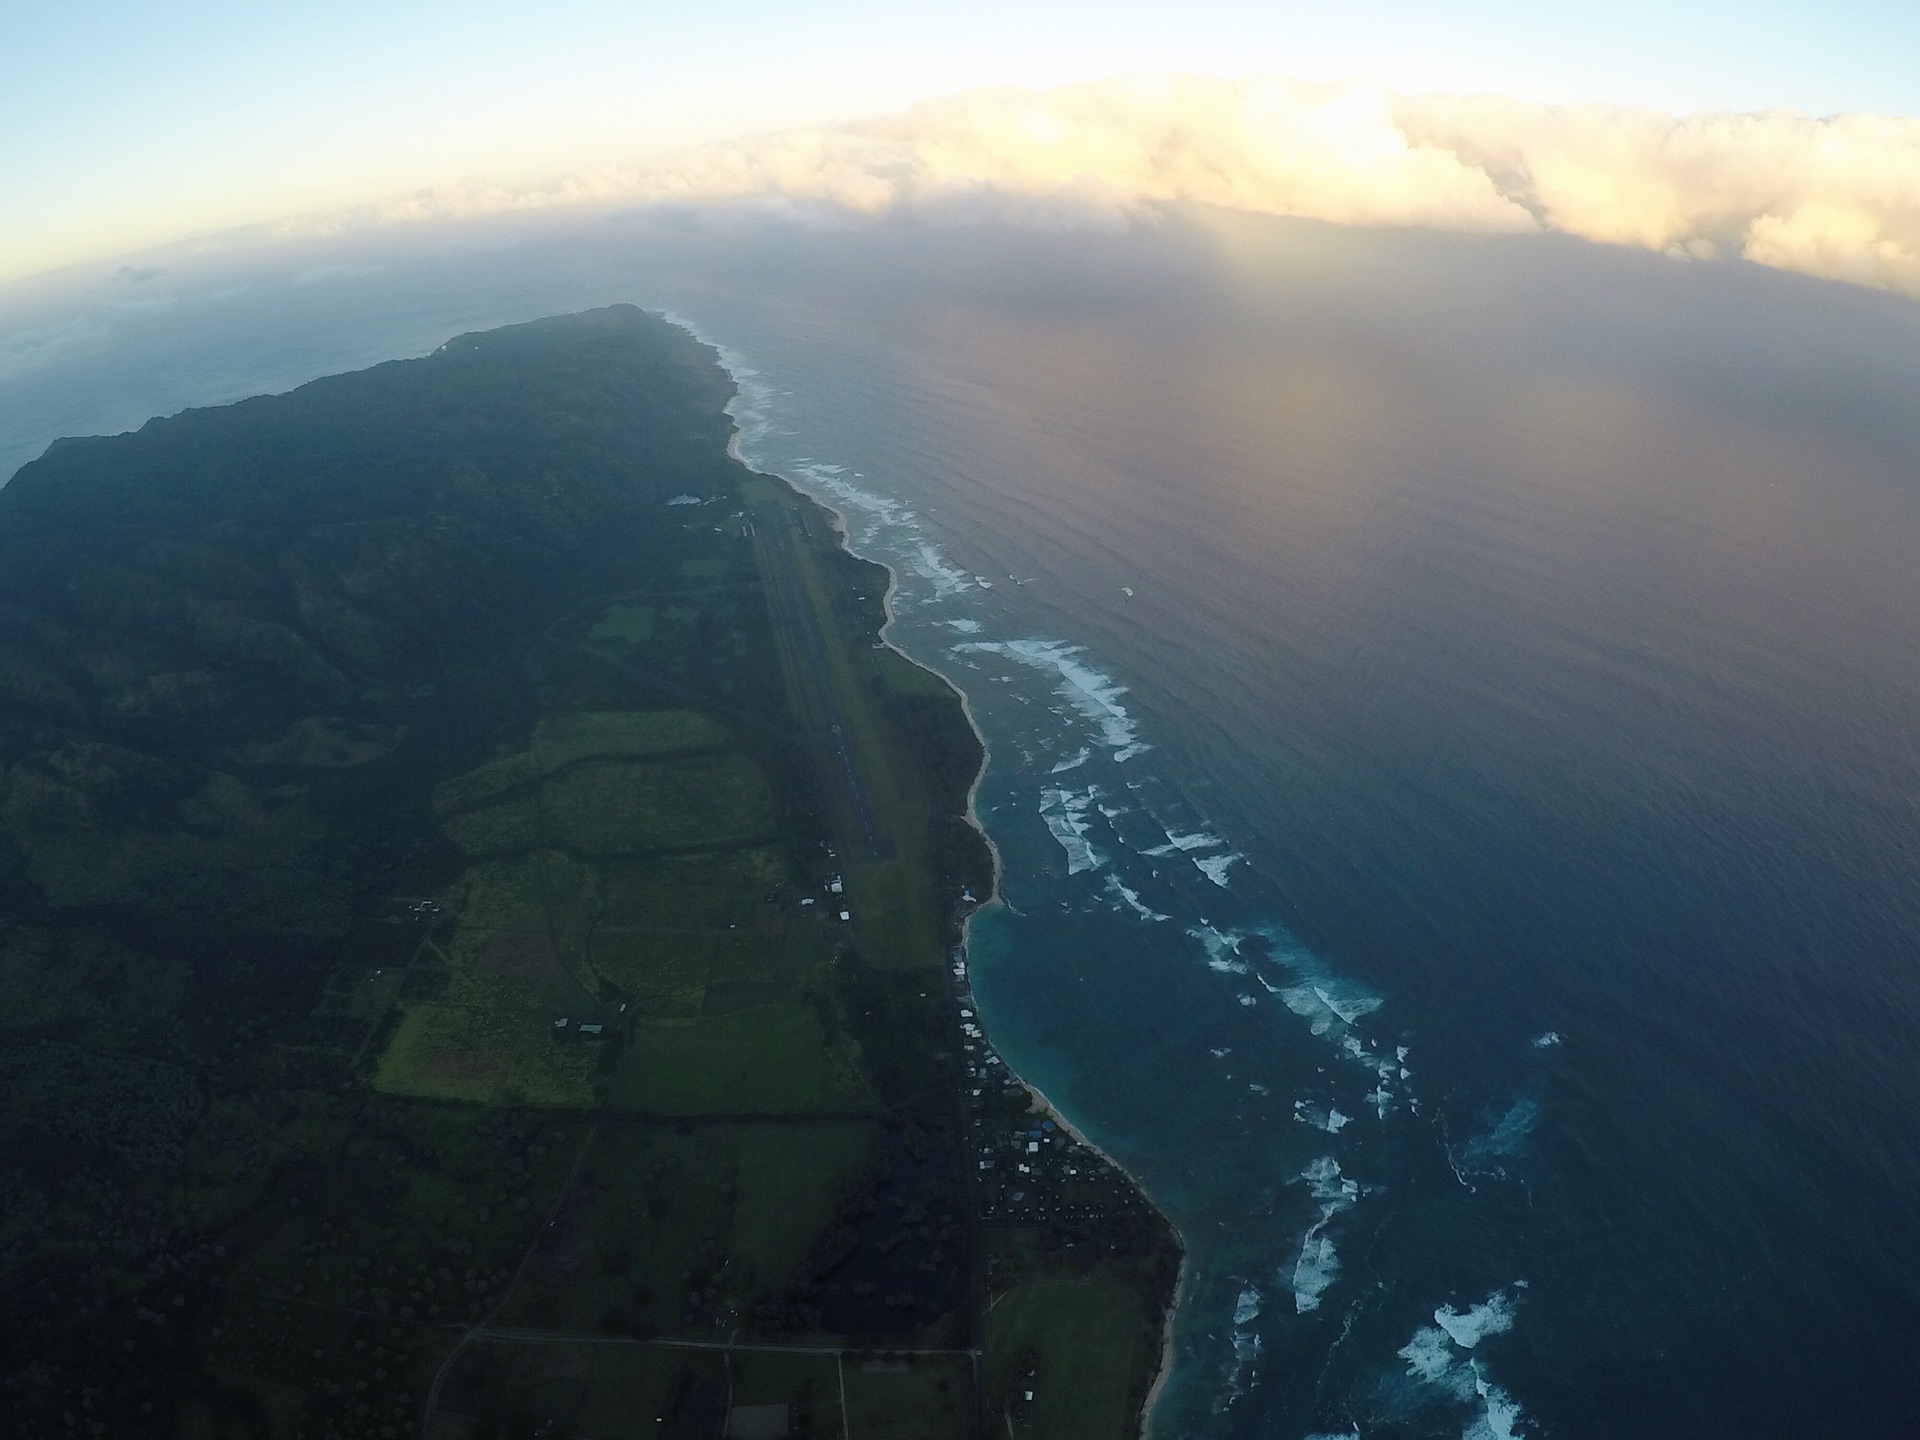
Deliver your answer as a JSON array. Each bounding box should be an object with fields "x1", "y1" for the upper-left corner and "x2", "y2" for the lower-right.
[{"x1": 7, "y1": 209, "x2": 1920, "y2": 1437}]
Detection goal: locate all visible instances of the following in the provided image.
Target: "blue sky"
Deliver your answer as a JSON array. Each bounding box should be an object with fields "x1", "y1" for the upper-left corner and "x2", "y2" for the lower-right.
[{"x1": 9, "y1": 0, "x2": 1919, "y2": 283}]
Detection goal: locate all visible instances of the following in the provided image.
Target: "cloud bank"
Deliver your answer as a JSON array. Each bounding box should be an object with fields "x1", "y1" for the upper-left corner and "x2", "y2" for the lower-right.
[{"x1": 335, "y1": 75, "x2": 1920, "y2": 300}]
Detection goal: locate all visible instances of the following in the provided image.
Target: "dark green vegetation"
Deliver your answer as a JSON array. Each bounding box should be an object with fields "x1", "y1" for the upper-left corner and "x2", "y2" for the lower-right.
[{"x1": 0, "y1": 307, "x2": 1174, "y2": 1439}]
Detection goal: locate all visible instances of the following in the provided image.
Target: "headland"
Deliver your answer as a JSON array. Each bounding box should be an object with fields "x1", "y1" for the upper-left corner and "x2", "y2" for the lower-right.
[{"x1": 0, "y1": 305, "x2": 1177, "y2": 1440}]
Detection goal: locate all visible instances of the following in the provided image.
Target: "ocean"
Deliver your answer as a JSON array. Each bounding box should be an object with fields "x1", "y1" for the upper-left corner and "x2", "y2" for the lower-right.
[{"x1": 7, "y1": 208, "x2": 1920, "y2": 1437}]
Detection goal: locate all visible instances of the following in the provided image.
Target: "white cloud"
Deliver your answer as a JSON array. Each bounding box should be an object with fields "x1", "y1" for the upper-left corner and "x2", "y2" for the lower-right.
[
  {"x1": 1395, "y1": 94, "x2": 1920, "y2": 292},
  {"x1": 293, "y1": 74, "x2": 1920, "y2": 301},
  {"x1": 615, "y1": 76, "x2": 1538, "y2": 236}
]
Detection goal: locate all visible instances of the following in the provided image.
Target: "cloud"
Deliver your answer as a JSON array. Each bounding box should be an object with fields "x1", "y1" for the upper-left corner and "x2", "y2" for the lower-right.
[
  {"x1": 611, "y1": 75, "x2": 1540, "y2": 236},
  {"x1": 1394, "y1": 94, "x2": 1920, "y2": 293},
  {"x1": 296, "y1": 74, "x2": 1920, "y2": 301},
  {"x1": 290, "y1": 261, "x2": 390, "y2": 286},
  {"x1": 0, "y1": 315, "x2": 112, "y2": 385}
]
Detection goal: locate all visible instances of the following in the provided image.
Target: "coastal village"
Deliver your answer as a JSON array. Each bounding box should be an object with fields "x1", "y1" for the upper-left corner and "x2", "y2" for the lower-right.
[{"x1": 950, "y1": 950, "x2": 1161, "y2": 1238}]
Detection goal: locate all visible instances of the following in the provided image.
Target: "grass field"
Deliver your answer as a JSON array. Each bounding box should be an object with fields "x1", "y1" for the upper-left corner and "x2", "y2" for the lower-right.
[
  {"x1": 443, "y1": 1341, "x2": 727, "y2": 1440},
  {"x1": 587, "y1": 602, "x2": 656, "y2": 646},
  {"x1": 598, "y1": 847, "x2": 789, "y2": 928},
  {"x1": 373, "y1": 851, "x2": 612, "y2": 1105},
  {"x1": 532, "y1": 708, "x2": 729, "y2": 766},
  {"x1": 439, "y1": 751, "x2": 773, "y2": 858},
  {"x1": 489, "y1": 1118, "x2": 874, "y2": 1335},
  {"x1": 496, "y1": 1120, "x2": 740, "y2": 1334},
  {"x1": 543, "y1": 753, "x2": 772, "y2": 853},
  {"x1": 728, "y1": 1346, "x2": 844, "y2": 1436},
  {"x1": 373, "y1": 980, "x2": 605, "y2": 1106},
  {"x1": 732, "y1": 1123, "x2": 874, "y2": 1294},
  {"x1": 591, "y1": 932, "x2": 710, "y2": 1015},
  {"x1": 613, "y1": 1004, "x2": 869, "y2": 1115},
  {"x1": 985, "y1": 1275, "x2": 1157, "y2": 1440},
  {"x1": 843, "y1": 1354, "x2": 973, "y2": 1440},
  {"x1": 243, "y1": 715, "x2": 408, "y2": 768}
]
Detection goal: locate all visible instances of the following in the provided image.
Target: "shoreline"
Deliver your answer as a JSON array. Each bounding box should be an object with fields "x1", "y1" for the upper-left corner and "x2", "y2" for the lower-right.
[
  {"x1": 691, "y1": 304, "x2": 1009, "y2": 918},
  {"x1": 691, "y1": 311, "x2": 1184, "y2": 1438},
  {"x1": 1011, "y1": 1068, "x2": 1187, "y2": 1440}
]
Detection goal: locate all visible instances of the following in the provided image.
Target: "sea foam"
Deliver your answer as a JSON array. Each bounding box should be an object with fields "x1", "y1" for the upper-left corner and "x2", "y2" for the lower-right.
[
  {"x1": 1191, "y1": 924, "x2": 1250, "y2": 973},
  {"x1": 1399, "y1": 1327, "x2": 1472, "y2": 1394},
  {"x1": 1291, "y1": 1157, "x2": 1364, "y2": 1312},
  {"x1": 1280, "y1": 984, "x2": 1379, "y2": 1038},
  {"x1": 911, "y1": 540, "x2": 977, "y2": 598},
  {"x1": 954, "y1": 638, "x2": 1149, "y2": 760},
  {"x1": 1144, "y1": 827, "x2": 1229, "y2": 855},
  {"x1": 1233, "y1": 1286, "x2": 1263, "y2": 1328},
  {"x1": 1464, "y1": 1372, "x2": 1527, "y2": 1440},
  {"x1": 1105, "y1": 874, "x2": 1170, "y2": 921},
  {"x1": 1433, "y1": 1292, "x2": 1517, "y2": 1349},
  {"x1": 1293, "y1": 1102, "x2": 1352, "y2": 1133},
  {"x1": 1038, "y1": 787, "x2": 1105, "y2": 873},
  {"x1": 1292, "y1": 1227, "x2": 1341, "y2": 1313},
  {"x1": 1397, "y1": 1291, "x2": 1528, "y2": 1435},
  {"x1": 1194, "y1": 852, "x2": 1241, "y2": 887},
  {"x1": 1460, "y1": 1090, "x2": 1541, "y2": 1167}
]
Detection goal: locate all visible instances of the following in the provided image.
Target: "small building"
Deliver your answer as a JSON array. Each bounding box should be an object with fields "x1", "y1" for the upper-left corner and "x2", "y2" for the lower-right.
[{"x1": 578, "y1": 1023, "x2": 603, "y2": 1036}]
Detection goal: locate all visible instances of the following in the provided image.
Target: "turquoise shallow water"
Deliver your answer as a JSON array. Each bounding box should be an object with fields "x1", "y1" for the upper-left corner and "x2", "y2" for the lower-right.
[{"x1": 8, "y1": 211, "x2": 1920, "y2": 1436}]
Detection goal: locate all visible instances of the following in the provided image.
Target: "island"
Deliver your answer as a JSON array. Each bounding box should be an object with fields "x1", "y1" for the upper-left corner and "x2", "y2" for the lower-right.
[{"x1": 0, "y1": 306, "x2": 1179, "y2": 1440}]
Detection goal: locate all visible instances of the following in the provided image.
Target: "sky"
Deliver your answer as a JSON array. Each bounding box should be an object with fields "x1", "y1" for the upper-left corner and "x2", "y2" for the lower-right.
[{"x1": 9, "y1": 0, "x2": 1920, "y2": 286}]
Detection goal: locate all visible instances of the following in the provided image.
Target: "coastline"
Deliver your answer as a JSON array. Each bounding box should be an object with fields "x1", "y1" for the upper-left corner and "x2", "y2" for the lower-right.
[
  {"x1": 1014, "y1": 1069, "x2": 1189, "y2": 1439},
  {"x1": 692, "y1": 312, "x2": 1184, "y2": 1438}
]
